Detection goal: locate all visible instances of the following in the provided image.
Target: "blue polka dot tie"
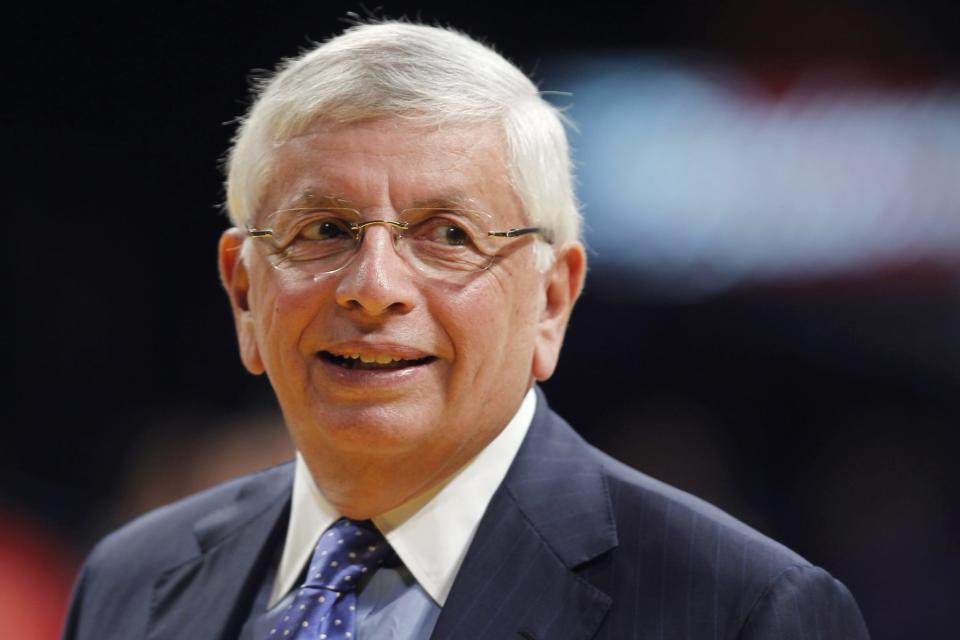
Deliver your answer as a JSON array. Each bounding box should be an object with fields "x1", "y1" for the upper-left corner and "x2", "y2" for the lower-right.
[{"x1": 269, "y1": 518, "x2": 392, "y2": 639}]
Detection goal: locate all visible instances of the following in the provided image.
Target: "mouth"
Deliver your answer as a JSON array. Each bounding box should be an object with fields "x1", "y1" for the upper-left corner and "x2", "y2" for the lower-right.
[{"x1": 319, "y1": 350, "x2": 437, "y2": 371}]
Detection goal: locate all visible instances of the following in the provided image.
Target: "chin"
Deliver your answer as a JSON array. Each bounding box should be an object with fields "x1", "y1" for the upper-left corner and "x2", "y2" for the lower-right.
[{"x1": 304, "y1": 404, "x2": 441, "y2": 454}]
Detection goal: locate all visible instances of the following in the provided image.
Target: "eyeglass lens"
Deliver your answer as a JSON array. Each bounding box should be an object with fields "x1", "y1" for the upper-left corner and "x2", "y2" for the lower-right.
[{"x1": 264, "y1": 208, "x2": 500, "y2": 276}]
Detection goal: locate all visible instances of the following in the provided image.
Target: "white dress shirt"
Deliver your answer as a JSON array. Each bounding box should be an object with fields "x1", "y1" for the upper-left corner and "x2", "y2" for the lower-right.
[{"x1": 269, "y1": 388, "x2": 536, "y2": 610}]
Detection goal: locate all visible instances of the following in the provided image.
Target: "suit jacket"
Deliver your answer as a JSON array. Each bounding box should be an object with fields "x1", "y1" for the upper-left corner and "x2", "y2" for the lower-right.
[{"x1": 64, "y1": 390, "x2": 869, "y2": 639}]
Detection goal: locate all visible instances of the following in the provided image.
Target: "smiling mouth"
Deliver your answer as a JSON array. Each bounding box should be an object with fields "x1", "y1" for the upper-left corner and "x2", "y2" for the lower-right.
[{"x1": 319, "y1": 351, "x2": 437, "y2": 370}]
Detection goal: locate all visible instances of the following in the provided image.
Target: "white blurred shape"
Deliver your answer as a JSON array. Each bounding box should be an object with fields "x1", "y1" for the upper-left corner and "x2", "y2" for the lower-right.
[{"x1": 557, "y1": 57, "x2": 960, "y2": 294}]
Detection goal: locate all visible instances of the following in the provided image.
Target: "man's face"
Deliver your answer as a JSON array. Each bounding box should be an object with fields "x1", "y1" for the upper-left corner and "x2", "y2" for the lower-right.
[{"x1": 220, "y1": 117, "x2": 583, "y2": 504}]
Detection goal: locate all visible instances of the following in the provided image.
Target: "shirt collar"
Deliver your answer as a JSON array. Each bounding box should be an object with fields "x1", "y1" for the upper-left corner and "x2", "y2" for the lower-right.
[{"x1": 269, "y1": 388, "x2": 536, "y2": 607}]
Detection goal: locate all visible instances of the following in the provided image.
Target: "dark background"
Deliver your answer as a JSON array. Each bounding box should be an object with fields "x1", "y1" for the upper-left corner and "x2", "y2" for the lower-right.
[{"x1": 5, "y1": 2, "x2": 959, "y2": 638}]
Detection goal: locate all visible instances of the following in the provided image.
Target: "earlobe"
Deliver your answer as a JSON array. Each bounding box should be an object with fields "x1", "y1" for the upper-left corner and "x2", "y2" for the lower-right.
[
  {"x1": 532, "y1": 243, "x2": 587, "y2": 381},
  {"x1": 218, "y1": 228, "x2": 265, "y2": 375}
]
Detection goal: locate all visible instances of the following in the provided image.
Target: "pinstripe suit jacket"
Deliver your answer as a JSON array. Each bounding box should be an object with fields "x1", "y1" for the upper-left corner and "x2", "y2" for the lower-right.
[{"x1": 64, "y1": 389, "x2": 869, "y2": 639}]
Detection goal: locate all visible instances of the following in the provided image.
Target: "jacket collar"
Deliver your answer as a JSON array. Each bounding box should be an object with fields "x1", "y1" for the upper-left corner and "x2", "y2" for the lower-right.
[
  {"x1": 431, "y1": 387, "x2": 616, "y2": 640},
  {"x1": 146, "y1": 464, "x2": 293, "y2": 640},
  {"x1": 143, "y1": 388, "x2": 616, "y2": 640}
]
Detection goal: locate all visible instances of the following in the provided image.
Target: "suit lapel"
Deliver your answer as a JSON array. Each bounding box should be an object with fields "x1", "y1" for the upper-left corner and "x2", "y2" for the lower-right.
[
  {"x1": 146, "y1": 464, "x2": 293, "y2": 640},
  {"x1": 432, "y1": 389, "x2": 617, "y2": 640}
]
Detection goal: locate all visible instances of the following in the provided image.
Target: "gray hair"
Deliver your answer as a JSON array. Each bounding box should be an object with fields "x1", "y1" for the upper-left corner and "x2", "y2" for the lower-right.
[{"x1": 225, "y1": 21, "x2": 581, "y2": 266}]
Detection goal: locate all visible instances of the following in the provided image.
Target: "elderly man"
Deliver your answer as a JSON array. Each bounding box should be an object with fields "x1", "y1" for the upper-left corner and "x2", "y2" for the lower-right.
[{"x1": 64, "y1": 22, "x2": 869, "y2": 640}]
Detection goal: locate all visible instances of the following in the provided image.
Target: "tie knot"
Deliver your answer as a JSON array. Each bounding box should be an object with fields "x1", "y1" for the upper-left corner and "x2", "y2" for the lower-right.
[{"x1": 304, "y1": 518, "x2": 391, "y2": 593}]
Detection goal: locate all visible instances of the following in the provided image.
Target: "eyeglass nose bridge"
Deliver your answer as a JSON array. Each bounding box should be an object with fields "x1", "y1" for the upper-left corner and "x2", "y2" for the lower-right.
[
  {"x1": 350, "y1": 219, "x2": 409, "y2": 241},
  {"x1": 339, "y1": 219, "x2": 414, "y2": 274}
]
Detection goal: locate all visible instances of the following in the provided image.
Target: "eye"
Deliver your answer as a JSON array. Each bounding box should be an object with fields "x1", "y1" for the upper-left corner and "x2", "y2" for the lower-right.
[
  {"x1": 299, "y1": 218, "x2": 353, "y2": 241},
  {"x1": 412, "y1": 217, "x2": 474, "y2": 247},
  {"x1": 436, "y1": 224, "x2": 469, "y2": 246}
]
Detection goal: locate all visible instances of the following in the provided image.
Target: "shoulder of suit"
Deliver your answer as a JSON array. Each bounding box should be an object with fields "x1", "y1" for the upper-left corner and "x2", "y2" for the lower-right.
[
  {"x1": 546, "y1": 426, "x2": 867, "y2": 636},
  {"x1": 83, "y1": 461, "x2": 293, "y2": 579},
  {"x1": 527, "y1": 402, "x2": 810, "y2": 582},
  {"x1": 587, "y1": 443, "x2": 811, "y2": 578}
]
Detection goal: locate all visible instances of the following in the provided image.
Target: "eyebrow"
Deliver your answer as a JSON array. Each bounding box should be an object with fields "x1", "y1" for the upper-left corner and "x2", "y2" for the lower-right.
[
  {"x1": 279, "y1": 191, "x2": 485, "y2": 213},
  {"x1": 408, "y1": 193, "x2": 482, "y2": 211},
  {"x1": 284, "y1": 191, "x2": 354, "y2": 210}
]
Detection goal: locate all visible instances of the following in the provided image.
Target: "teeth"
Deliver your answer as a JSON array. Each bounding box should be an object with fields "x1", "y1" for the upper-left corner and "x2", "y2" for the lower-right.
[
  {"x1": 331, "y1": 351, "x2": 418, "y2": 365},
  {"x1": 355, "y1": 353, "x2": 401, "y2": 364}
]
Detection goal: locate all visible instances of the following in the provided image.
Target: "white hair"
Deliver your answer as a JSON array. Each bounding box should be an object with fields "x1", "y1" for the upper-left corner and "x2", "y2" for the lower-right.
[{"x1": 225, "y1": 21, "x2": 581, "y2": 267}]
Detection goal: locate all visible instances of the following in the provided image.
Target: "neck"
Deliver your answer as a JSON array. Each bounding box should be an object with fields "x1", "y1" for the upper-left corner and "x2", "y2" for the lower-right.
[{"x1": 299, "y1": 443, "x2": 479, "y2": 520}]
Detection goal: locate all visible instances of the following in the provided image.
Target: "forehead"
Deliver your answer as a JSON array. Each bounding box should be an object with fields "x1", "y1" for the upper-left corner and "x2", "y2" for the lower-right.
[{"x1": 261, "y1": 118, "x2": 519, "y2": 216}]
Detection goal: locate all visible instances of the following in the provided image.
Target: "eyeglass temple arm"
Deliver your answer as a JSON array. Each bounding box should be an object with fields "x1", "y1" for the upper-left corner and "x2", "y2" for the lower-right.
[
  {"x1": 487, "y1": 227, "x2": 553, "y2": 243},
  {"x1": 246, "y1": 226, "x2": 273, "y2": 238}
]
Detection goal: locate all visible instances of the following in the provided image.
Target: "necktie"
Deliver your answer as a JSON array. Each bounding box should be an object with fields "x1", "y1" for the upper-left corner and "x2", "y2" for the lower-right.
[{"x1": 269, "y1": 518, "x2": 392, "y2": 639}]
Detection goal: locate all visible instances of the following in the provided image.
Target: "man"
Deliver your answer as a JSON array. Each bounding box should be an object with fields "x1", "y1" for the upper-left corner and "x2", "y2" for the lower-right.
[{"x1": 63, "y1": 21, "x2": 869, "y2": 640}]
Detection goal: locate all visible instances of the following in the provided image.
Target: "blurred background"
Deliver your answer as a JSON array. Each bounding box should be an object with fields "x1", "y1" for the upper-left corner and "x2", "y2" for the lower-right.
[{"x1": 4, "y1": 1, "x2": 959, "y2": 637}]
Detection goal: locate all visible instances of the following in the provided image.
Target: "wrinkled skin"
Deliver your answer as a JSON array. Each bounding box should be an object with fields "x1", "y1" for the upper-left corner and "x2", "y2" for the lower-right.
[{"x1": 219, "y1": 118, "x2": 586, "y2": 518}]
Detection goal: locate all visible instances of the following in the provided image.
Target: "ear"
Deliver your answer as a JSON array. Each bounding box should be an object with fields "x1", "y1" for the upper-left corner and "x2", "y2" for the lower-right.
[
  {"x1": 532, "y1": 242, "x2": 587, "y2": 381},
  {"x1": 218, "y1": 228, "x2": 265, "y2": 375}
]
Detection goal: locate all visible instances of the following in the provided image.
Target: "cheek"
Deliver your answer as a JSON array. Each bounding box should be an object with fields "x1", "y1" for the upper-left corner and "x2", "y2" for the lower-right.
[
  {"x1": 251, "y1": 272, "x2": 327, "y2": 363},
  {"x1": 443, "y1": 275, "x2": 539, "y2": 377},
  {"x1": 502, "y1": 276, "x2": 543, "y2": 368}
]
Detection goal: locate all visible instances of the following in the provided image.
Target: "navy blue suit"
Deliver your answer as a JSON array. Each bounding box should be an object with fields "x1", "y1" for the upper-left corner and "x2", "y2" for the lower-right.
[{"x1": 64, "y1": 390, "x2": 869, "y2": 639}]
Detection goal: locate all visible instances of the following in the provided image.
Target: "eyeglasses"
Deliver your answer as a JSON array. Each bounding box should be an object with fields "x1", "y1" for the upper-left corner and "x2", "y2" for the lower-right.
[{"x1": 246, "y1": 207, "x2": 551, "y2": 278}]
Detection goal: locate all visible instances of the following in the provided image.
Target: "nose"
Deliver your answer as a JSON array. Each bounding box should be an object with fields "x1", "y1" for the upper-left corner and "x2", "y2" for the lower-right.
[{"x1": 333, "y1": 223, "x2": 418, "y2": 316}]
